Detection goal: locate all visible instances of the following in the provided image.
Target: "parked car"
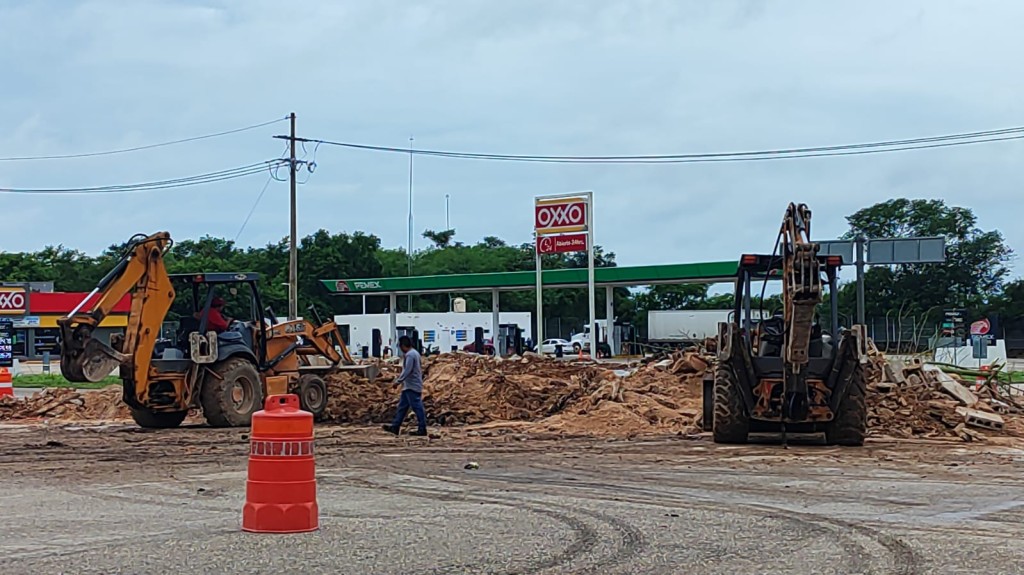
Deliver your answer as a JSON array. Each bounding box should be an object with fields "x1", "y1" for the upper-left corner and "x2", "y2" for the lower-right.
[
  {"x1": 535, "y1": 338, "x2": 572, "y2": 355},
  {"x1": 461, "y1": 339, "x2": 495, "y2": 355}
]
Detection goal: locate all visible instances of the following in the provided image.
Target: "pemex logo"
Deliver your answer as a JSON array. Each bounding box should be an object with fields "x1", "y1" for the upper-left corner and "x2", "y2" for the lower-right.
[{"x1": 535, "y1": 201, "x2": 586, "y2": 230}]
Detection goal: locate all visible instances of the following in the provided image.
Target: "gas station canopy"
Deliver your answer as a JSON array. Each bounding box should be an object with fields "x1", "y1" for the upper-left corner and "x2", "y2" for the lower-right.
[{"x1": 321, "y1": 261, "x2": 739, "y2": 296}]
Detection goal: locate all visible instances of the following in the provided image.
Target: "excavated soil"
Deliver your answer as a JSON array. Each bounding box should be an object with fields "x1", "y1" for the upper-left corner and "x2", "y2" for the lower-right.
[
  {"x1": 3, "y1": 350, "x2": 1023, "y2": 443},
  {"x1": 323, "y1": 352, "x2": 707, "y2": 437}
]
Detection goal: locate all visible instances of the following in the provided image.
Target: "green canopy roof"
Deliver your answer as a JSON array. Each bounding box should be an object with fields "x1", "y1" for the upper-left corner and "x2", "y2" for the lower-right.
[{"x1": 321, "y1": 261, "x2": 738, "y2": 295}]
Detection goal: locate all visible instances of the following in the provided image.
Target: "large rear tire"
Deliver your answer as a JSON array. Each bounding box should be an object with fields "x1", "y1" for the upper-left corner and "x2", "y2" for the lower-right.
[
  {"x1": 713, "y1": 363, "x2": 749, "y2": 444},
  {"x1": 201, "y1": 357, "x2": 264, "y2": 428},
  {"x1": 825, "y1": 368, "x2": 867, "y2": 446},
  {"x1": 298, "y1": 374, "x2": 328, "y2": 419},
  {"x1": 130, "y1": 408, "x2": 187, "y2": 429}
]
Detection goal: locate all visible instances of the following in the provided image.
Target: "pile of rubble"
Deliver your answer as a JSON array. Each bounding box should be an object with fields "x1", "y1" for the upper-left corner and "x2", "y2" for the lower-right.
[
  {"x1": 323, "y1": 351, "x2": 707, "y2": 437},
  {"x1": 867, "y1": 356, "x2": 1024, "y2": 442},
  {"x1": 0, "y1": 386, "x2": 130, "y2": 421}
]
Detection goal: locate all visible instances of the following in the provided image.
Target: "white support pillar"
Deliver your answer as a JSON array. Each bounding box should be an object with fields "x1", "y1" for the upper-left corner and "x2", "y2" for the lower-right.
[
  {"x1": 491, "y1": 289, "x2": 501, "y2": 356},
  {"x1": 389, "y1": 293, "x2": 398, "y2": 356},
  {"x1": 605, "y1": 285, "x2": 616, "y2": 356}
]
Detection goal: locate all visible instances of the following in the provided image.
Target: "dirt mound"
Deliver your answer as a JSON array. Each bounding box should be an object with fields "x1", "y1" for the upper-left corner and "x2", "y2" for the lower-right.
[
  {"x1": 0, "y1": 386, "x2": 131, "y2": 421},
  {"x1": 322, "y1": 351, "x2": 707, "y2": 437}
]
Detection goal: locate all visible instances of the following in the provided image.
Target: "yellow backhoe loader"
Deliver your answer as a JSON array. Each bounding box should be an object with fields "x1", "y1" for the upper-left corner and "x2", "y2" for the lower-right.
[{"x1": 58, "y1": 231, "x2": 377, "y2": 428}]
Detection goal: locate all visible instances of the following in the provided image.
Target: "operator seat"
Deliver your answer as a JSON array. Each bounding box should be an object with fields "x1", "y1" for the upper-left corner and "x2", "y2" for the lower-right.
[
  {"x1": 218, "y1": 321, "x2": 255, "y2": 351},
  {"x1": 759, "y1": 315, "x2": 785, "y2": 357}
]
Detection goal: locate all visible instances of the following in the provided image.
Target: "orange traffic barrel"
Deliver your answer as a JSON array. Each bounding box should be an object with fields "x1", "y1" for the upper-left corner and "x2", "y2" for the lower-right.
[
  {"x1": 0, "y1": 367, "x2": 13, "y2": 398},
  {"x1": 242, "y1": 394, "x2": 318, "y2": 533}
]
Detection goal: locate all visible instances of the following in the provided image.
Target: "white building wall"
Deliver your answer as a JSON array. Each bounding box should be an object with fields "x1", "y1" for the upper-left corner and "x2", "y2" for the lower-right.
[{"x1": 334, "y1": 312, "x2": 533, "y2": 356}]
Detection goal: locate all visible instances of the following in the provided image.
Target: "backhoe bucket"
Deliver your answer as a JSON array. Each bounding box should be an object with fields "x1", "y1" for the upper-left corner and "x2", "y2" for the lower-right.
[{"x1": 60, "y1": 328, "x2": 129, "y2": 383}]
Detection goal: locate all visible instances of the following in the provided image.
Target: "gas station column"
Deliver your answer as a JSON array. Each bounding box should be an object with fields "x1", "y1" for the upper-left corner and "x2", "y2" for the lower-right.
[
  {"x1": 491, "y1": 289, "x2": 500, "y2": 356},
  {"x1": 389, "y1": 293, "x2": 398, "y2": 356}
]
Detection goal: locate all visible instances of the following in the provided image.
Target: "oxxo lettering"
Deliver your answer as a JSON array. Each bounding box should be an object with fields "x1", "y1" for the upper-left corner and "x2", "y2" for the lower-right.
[
  {"x1": 535, "y1": 202, "x2": 586, "y2": 230},
  {"x1": 0, "y1": 291, "x2": 26, "y2": 312}
]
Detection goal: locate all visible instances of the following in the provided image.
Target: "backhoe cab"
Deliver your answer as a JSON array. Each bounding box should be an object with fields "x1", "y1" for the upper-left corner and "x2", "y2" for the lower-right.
[
  {"x1": 705, "y1": 205, "x2": 870, "y2": 446},
  {"x1": 59, "y1": 232, "x2": 370, "y2": 429}
]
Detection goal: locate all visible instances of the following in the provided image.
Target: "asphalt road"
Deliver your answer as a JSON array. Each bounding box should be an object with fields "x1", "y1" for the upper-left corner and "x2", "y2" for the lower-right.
[{"x1": 1, "y1": 425, "x2": 1023, "y2": 574}]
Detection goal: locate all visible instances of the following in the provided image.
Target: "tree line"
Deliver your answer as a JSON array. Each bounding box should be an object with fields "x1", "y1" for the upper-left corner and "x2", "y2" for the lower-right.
[{"x1": 0, "y1": 198, "x2": 1019, "y2": 338}]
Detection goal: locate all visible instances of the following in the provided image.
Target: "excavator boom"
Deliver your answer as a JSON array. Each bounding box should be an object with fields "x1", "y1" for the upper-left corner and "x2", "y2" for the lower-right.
[{"x1": 58, "y1": 232, "x2": 174, "y2": 384}]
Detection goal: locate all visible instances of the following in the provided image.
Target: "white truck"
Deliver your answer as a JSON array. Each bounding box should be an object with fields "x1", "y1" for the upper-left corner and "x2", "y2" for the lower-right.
[
  {"x1": 568, "y1": 320, "x2": 613, "y2": 357},
  {"x1": 647, "y1": 309, "x2": 767, "y2": 350}
]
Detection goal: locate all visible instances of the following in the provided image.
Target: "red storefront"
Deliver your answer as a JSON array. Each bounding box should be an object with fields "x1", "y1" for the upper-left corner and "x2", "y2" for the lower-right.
[{"x1": 0, "y1": 286, "x2": 130, "y2": 359}]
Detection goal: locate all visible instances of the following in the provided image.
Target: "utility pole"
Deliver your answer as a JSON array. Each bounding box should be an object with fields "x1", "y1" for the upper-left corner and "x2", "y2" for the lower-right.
[
  {"x1": 288, "y1": 112, "x2": 298, "y2": 321},
  {"x1": 407, "y1": 136, "x2": 414, "y2": 312}
]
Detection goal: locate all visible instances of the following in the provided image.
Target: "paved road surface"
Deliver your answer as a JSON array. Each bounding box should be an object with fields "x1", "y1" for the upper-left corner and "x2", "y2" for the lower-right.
[{"x1": 1, "y1": 425, "x2": 1022, "y2": 574}]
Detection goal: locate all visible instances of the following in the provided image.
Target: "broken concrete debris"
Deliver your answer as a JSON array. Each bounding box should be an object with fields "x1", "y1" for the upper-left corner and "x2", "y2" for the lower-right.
[{"x1": 2, "y1": 349, "x2": 1021, "y2": 443}]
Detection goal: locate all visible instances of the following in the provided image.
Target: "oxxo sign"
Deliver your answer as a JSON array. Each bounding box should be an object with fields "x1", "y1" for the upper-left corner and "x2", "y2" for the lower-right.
[
  {"x1": 0, "y1": 288, "x2": 26, "y2": 315},
  {"x1": 535, "y1": 200, "x2": 587, "y2": 234},
  {"x1": 533, "y1": 192, "x2": 596, "y2": 355}
]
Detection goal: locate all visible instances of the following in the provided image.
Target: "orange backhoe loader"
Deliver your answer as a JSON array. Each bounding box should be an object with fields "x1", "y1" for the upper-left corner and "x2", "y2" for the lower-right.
[{"x1": 58, "y1": 231, "x2": 377, "y2": 428}]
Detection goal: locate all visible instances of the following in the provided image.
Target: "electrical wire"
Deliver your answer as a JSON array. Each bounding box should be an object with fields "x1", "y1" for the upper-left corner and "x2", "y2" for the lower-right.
[
  {"x1": 0, "y1": 116, "x2": 289, "y2": 162},
  {"x1": 234, "y1": 174, "x2": 276, "y2": 242},
  {"x1": 287, "y1": 125, "x2": 1024, "y2": 164},
  {"x1": 0, "y1": 159, "x2": 287, "y2": 194}
]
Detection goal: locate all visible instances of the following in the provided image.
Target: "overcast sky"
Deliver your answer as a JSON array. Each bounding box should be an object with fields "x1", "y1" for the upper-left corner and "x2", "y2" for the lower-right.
[{"x1": 1, "y1": 0, "x2": 1021, "y2": 280}]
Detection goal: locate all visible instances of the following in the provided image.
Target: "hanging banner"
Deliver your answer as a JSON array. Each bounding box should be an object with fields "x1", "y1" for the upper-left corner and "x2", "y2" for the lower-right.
[{"x1": 537, "y1": 233, "x2": 588, "y2": 254}]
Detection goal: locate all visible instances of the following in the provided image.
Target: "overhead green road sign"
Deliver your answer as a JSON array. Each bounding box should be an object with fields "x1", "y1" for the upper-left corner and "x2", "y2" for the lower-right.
[{"x1": 322, "y1": 261, "x2": 739, "y2": 295}]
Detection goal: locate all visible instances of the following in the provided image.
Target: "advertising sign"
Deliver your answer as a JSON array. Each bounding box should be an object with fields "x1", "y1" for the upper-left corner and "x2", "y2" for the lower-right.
[
  {"x1": 0, "y1": 319, "x2": 13, "y2": 368},
  {"x1": 537, "y1": 233, "x2": 588, "y2": 255},
  {"x1": 533, "y1": 192, "x2": 595, "y2": 354},
  {"x1": 0, "y1": 288, "x2": 26, "y2": 315},
  {"x1": 970, "y1": 318, "x2": 991, "y2": 336},
  {"x1": 535, "y1": 199, "x2": 587, "y2": 234}
]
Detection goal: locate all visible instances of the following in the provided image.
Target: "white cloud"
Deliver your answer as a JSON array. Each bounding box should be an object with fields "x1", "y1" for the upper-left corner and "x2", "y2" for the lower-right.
[{"x1": 1, "y1": 0, "x2": 1021, "y2": 277}]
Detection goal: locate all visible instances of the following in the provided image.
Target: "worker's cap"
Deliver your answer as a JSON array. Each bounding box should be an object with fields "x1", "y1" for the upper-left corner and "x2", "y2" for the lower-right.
[{"x1": 212, "y1": 297, "x2": 226, "y2": 307}]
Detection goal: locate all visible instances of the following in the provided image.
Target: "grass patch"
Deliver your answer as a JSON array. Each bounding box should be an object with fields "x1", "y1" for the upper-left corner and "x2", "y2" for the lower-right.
[{"x1": 12, "y1": 373, "x2": 120, "y2": 389}]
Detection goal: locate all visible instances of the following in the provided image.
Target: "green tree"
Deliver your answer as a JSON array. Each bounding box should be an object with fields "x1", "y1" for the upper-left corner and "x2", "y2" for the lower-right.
[{"x1": 841, "y1": 199, "x2": 1012, "y2": 318}]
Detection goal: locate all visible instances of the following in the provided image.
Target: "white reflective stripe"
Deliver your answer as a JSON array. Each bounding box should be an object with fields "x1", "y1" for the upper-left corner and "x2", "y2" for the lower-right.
[
  {"x1": 249, "y1": 439, "x2": 315, "y2": 457},
  {"x1": 0, "y1": 383, "x2": 12, "y2": 388}
]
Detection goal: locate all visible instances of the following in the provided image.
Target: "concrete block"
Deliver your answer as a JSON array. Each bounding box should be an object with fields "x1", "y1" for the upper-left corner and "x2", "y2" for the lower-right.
[
  {"x1": 882, "y1": 360, "x2": 907, "y2": 385},
  {"x1": 923, "y1": 364, "x2": 978, "y2": 407},
  {"x1": 956, "y1": 406, "x2": 1005, "y2": 431}
]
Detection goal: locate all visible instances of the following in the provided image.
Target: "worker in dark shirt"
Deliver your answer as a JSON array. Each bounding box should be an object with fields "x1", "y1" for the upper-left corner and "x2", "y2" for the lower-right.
[{"x1": 194, "y1": 296, "x2": 231, "y2": 333}]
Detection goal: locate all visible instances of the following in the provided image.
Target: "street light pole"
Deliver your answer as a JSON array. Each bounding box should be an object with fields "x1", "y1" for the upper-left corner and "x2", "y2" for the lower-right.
[{"x1": 407, "y1": 136, "x2": 414, "y2": 312}]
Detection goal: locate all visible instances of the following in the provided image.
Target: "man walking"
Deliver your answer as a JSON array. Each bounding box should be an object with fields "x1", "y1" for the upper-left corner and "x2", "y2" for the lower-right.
[{"x1": 383, "y1": 335, "x2": 428, "y2": 436}]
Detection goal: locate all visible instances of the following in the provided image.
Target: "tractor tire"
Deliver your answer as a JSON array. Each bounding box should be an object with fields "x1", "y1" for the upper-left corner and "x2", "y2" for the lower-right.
[
  {"x1": 825, "y1": 368, "x2": 867, "y2": 446},
  {"x1": 201, "y1": 357, "x2": 264, "y2": 428},
  {"x1": 572, "y1": 343, "x2": 582, "y2": 354},
  {"x1": 298, "y1": 374, "x2": 328, "y2": 419},
  {"x1": 713, "y1": 363, "x2": 749, "y2": 444},
  {"x1": 130, "y1": 408, "x2": 187, "y2": 429}
]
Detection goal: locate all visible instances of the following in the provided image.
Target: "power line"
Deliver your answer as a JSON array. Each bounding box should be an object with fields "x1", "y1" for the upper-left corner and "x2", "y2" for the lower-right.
[
  {"x1": 0, "y1": 160, "x2": 286, "y2": 194},
  {"x1": 282, "y1": 125, "x2": 1024, "y2": 164},
  {"x1": 0, "y1": 116, "x2": 289, "y2": 162},
  {"x1": 235, "y1": 174, "x2": 276, "y2": 242}
]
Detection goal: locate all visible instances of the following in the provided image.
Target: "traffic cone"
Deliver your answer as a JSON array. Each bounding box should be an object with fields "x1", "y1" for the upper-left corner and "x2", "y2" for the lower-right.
[
  {"x1": 0, "y1": 367, "x2": 13, "y2": 398},
  {"x1": 242, "y1": 394, "x2": 318, "y2": 533}
]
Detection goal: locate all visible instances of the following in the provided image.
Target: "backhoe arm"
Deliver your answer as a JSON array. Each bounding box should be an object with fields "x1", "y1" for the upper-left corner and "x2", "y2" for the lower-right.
[
  {"x1": 58, "y1": 232, "x2": 174, "y2": 383},
  {"x1": 779, "y1": 203, "x2": 822, "y2": 375}
]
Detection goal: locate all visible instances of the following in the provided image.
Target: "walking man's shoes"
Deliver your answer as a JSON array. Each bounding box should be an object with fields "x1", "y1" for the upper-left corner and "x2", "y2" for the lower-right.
[
  {"x1": 382, "y1": 425, "x2": 399, "y2": 435},
  {"x1": 410, "y1": 429, "x2": 428, "y2": 437}
]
